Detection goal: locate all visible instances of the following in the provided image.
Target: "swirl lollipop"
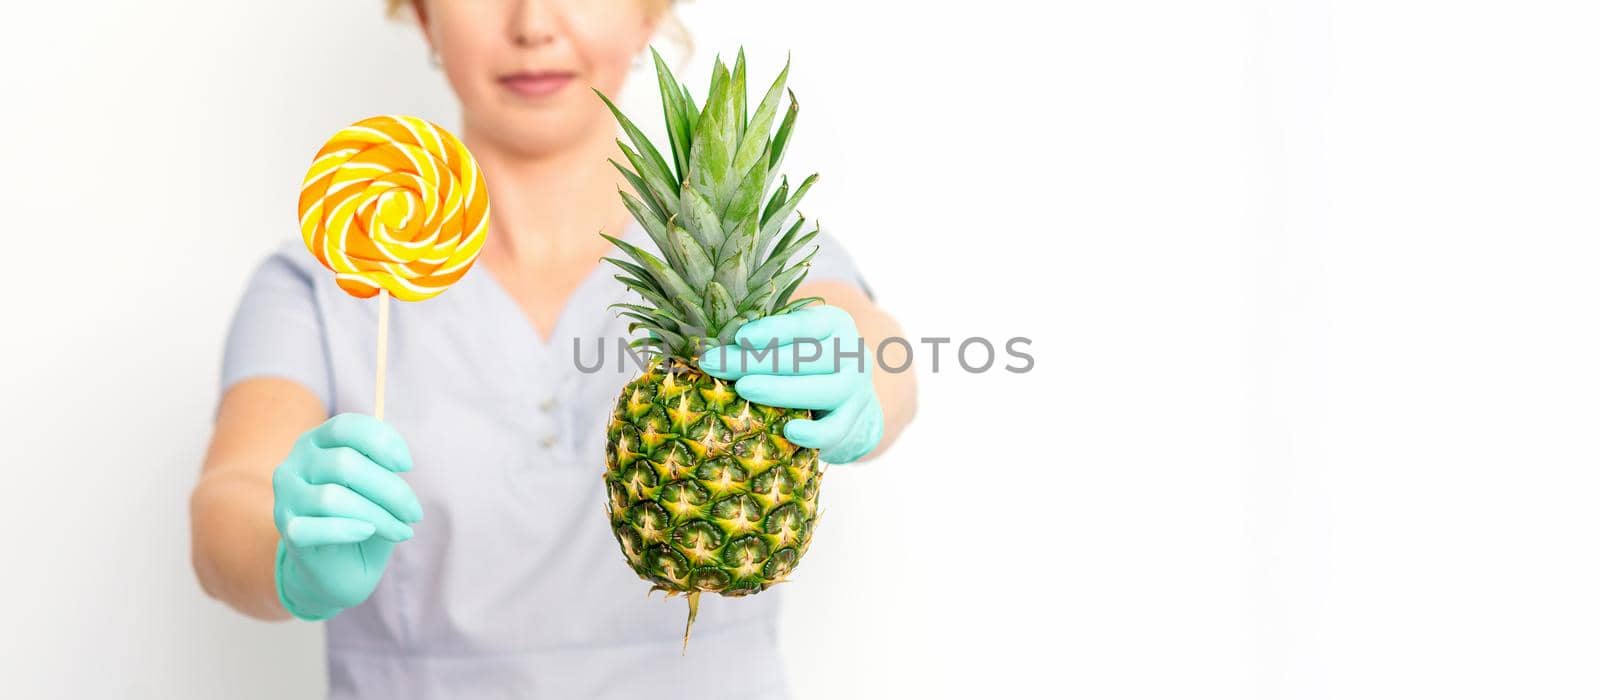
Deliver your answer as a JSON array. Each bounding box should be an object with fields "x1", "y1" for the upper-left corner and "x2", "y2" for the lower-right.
[
  {"x1": 297, "y1": 115, "x2": 491, "y2": 417},
  {"x1": 299, "y1": 114, "x2": 489, "y2": 300}
]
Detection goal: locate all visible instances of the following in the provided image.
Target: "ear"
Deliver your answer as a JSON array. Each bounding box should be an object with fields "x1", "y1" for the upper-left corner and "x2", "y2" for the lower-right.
[
  {"x1": 411, "y1": 0, "x2": 433, "y2": 44},
  {"x1": 641, "y1": 1, "x2": 667, "y2": 40}
]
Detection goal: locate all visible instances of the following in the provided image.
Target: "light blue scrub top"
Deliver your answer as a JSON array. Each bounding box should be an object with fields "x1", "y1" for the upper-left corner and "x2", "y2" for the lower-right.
[{"x1": 221, "y1": 220, "x2": 869, "y2": 699}]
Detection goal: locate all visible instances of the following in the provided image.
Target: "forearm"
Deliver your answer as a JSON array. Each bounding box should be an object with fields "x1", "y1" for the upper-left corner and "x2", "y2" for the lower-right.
[
  {"x1": 193, "y1": 379, "x2": 325, "y2": 620},
  {"x1": 857, "y1": 314, "x2": 917, "y2": 462},
  {"x1": 794, "y1": 280, "x2": 919, "y2": 462},
  {"x1": 190, "y1": 469, "x2": 289, "y2": 620}
]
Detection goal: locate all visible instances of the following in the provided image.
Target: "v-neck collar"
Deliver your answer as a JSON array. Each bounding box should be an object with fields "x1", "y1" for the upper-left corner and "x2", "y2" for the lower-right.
[{"x1": 467, "y1": 218, "x2": 646, "y2": 356}]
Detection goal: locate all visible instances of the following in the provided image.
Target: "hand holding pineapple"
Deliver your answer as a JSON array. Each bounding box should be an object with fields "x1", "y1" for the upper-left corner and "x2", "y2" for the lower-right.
[
  {"x1": 697, "y1": 305, "x2": 884, "y2": 464},
  {"x1": 597, "y1": 47, "x2": 886, "y2": 649}
]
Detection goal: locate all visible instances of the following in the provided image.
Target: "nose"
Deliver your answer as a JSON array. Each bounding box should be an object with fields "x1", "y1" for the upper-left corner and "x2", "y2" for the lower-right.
[{"x1": 509, "y1": 0, "x2": 556, "y2": 49}]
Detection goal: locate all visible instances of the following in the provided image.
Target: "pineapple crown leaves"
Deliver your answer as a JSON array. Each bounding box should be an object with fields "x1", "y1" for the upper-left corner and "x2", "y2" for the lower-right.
[{"x1": 596, "y1": 47, "x2": 822, "y2": 361}]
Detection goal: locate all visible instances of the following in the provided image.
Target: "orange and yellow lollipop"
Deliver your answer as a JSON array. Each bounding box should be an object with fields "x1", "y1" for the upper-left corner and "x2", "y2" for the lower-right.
[
  {"x1": 298, "y1": 114, "x2": 489, "y2": 302},
  {"x1": 296, "y1": 115, "x2": 491, "y2": 418}
]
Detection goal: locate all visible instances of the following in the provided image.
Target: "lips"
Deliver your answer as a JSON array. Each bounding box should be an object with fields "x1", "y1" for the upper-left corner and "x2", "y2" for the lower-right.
[{"x1": 499, "y1": 71, "x2": 576, "y2": 98}]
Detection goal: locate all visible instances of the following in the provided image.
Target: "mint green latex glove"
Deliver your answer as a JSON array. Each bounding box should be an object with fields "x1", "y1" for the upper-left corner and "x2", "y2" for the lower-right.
[
  {"x1": 698, "y1": 305, "x2": 885, "y2": 464},
  {"x1": 272, "y1": 414, "x2": 422, "y2": 621}
]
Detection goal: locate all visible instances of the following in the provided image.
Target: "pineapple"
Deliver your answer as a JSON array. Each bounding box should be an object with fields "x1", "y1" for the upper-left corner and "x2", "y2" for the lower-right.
[{"x1": 595, "y1": 48, "x2": 825, "y2": 650}]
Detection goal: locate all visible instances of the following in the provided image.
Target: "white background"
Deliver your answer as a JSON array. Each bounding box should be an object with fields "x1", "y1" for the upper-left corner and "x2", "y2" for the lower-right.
[{"x1": 2, "y1": 1, "x2": 1597, "y2": 698}]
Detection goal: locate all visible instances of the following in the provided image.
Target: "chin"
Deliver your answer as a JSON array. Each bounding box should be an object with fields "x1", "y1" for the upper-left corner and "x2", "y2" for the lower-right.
[{"x1": 470, "y1": 109, "x2": 593, "y2": 158}]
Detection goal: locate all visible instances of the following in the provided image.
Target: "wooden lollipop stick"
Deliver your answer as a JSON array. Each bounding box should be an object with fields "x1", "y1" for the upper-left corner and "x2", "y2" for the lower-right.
[{"x1": 374, "y1": 289, "x2": 390, "y2": 420}]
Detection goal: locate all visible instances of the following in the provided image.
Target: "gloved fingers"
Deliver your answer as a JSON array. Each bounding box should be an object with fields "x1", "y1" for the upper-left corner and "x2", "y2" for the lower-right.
[
  {"x1": 733, "y1": 372, "x2": 857, "y2": 411},
  {"x1": 283, "y1": 516, "x2": 376, "y2": 548},
  {"x1": 303, "y1": 447, "x2": 424, "y2": 524},
  {"x1": 782, "y1": 391, "x2": 870, "y2": 450},
  {"x1": 300, "y1": 483, "x2": 415, "y2": 542},
  {"x1": 819, "y1": 396, "x2": 885, "y2": 464},
  {"x1": 733, "y1": 306, "x2": 854, "y2": 349},
  {"x1": 311, "y1": 413, "x2": 414, "y2": 473},
  {"x1": 699, "y1": 337, "x2": 871, "y2": 379}
]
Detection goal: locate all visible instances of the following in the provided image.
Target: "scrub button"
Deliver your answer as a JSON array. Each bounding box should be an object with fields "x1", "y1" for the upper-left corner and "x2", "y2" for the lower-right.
[
  {"x1": 538, "y1": 397, "x2": 558, "y2": 413},
  {"x1": 539, "y1": 434, "x2": 559, "y2": 449}
]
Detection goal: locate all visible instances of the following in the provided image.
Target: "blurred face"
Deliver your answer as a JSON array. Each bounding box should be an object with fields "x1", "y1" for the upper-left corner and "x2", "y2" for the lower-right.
[{"x1": 415, "y1": 0, "x2": 664, "y2": 157}]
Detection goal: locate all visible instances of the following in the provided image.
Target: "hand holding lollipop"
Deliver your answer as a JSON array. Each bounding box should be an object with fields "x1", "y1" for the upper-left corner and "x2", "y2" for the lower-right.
[{"x1": 271, "y1": 116, "x2": 489, "y2": 621}]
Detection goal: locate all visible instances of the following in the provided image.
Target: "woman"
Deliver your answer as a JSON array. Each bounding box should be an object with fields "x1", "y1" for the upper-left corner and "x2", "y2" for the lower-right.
[{"x1": 188, "y1": 0, "x2": 917, "y2": 697}]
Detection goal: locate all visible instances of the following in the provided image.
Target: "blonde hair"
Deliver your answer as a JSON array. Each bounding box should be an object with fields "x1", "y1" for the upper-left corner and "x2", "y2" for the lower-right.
[
  {"x1": 385, "y1": 0, "x2": 674, "y2": 16},
  {"x1": 382, "y1": 0, "x2": 690, "y2": 54}
]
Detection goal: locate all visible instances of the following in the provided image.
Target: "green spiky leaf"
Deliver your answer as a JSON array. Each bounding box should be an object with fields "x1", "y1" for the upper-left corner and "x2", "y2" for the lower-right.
[
  {"x1": 611, "y1": 302, "x2": 685, "y2": 325},
  {"x1": 718, "y1": 208, "x2": 759, "y2": 263},
  {"x1": 768, "y1": 247, "x2": 819, "y2": 299},
  {"x1": 667, "y1": 222, "x2": 714, "y2": 292},
  {"x1": 651, "y1": 48, "x2": 692, "y2": 181},
  {"x1": 749, "y1": 226, "x2": 817, "y2": 291},
  {"x1": 705, "y1": 281, "x2": 737, "y2": 327},
  {"x1": 773, "y1": 295, "x2": 823, "y2": 316},
  {"x1": 679, "y1": 186, "x2": 726, "y2": 255},
  {"x1": 712, "y1": 251, "x2": 748, "y2": 302},
  {"x1": 734, "y1": 57, "x2": 788, "y2": 178},
  {"x1": 598, "y1": 49, "x2": 820, "y2": 360},
  {"x1": 596, "y1": 90, "x2": 675, "y2": 194},
  {"x1": 739, "y1": 281, "x2": 778, "y2": 315},
  {"x1": 611, "y1": 160, "x2": 667, "y2": 222},
  {"x1": 687, "y1": 111, "x2": 731, "y2": 211},
  {"x1": 601, "y1": 233, "x2": 697, "y2": 304},
  {"x1": 767, "y1": 92, "x2": 799, "y2": 191},
  {"x1": 756, "y1": 173, "x2": 817, "y2": 256},
  {"x1": 618, "y1": 189, "x2": 678, "y2": 270},
  {"x1": 602, "y1": 257, "x2": 657, "y2": 289},
  {"x1": 761, "y1": 177, "x2": 789, "y2": 229},
  {"x1": 731, "y1": 48, "x2": 748, "y2": 142},
  {"x1": 617, "y1": 142, "x2": 679, "y2": 221},
  {"x1": 722, "y1": 143, "x2": 769, "y2": 244}
]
